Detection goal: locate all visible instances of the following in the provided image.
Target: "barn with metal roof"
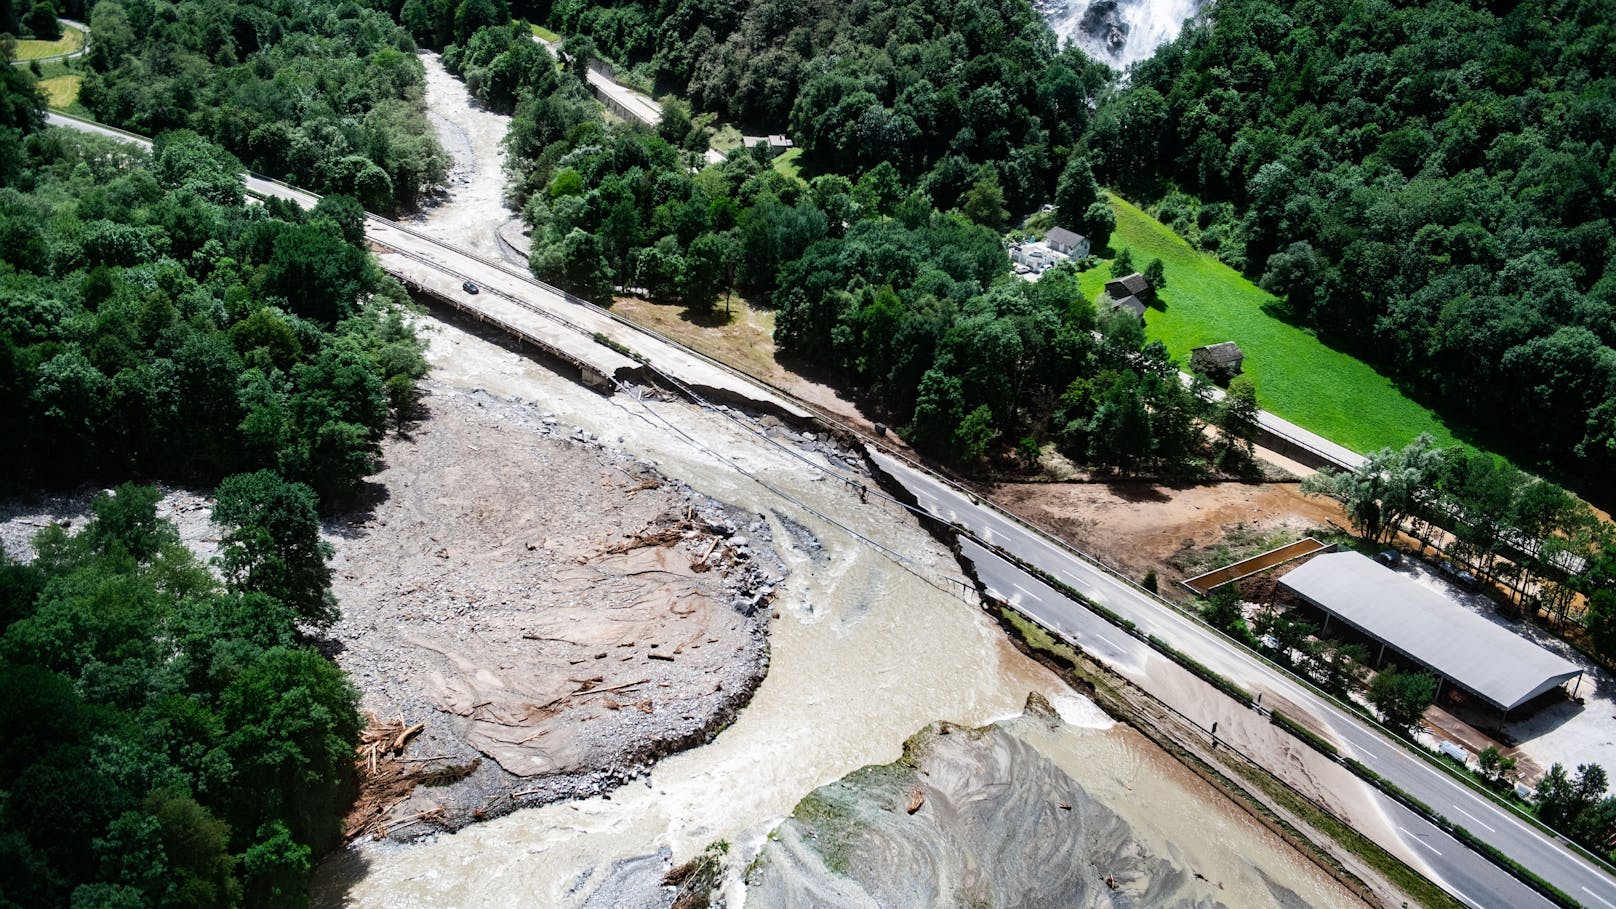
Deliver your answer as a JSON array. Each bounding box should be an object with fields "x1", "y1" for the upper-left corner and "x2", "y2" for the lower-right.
[{"x1": 1278, "y1": 551, "x2": 1582, "y2": 714}]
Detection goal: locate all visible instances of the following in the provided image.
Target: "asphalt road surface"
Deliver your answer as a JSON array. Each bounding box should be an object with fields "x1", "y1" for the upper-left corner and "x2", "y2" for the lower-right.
[
  {"x1": 964, "y1": 538, "x2": 1555, "y2": 909},
  {"x1": 875, "y1": 450, "x2": 1616, "y2": 909}
]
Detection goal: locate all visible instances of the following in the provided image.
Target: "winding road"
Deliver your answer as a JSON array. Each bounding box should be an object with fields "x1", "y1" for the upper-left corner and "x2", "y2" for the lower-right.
[{"x1": 8, "y1": 19, "x2": 88, "y2": 66}]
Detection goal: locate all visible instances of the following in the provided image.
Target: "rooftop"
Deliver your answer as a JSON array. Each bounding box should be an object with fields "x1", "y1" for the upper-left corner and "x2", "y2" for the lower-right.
[
  {"x1": 1047, "y1": 226, "x2": 1084, "y2": 247},
  {"x1": 1279, "y1": 551, "x2": 1581, "y2": 712},
  {"x1": 1192, "y1": 341, "x2": 1244, "y2": 365},
  {"x1": 1106, "y1": 272, "x2": 1150, "y2": 296},
  {"x1": 1111, "y1": 295, "x2": 1147, "y2": 318}
]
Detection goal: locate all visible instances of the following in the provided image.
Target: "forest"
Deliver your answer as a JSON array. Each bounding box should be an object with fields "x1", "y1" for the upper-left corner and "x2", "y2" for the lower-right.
[
  {"x1": 2, "y1": 63, "x2": 421, "y2": 907},
  {"x1": 510, "y1": 0, "x2": 1616, "y2": 499},
  {"x1": 0, "y1": 124, "x2": 426, "y2": 499},
  {"x1": 1085, "y1": 0, "x2": 1616, "y2": 492},
  {"x1": 515, "y1": 0, "x2": 1112, "y2": 213},
  {"x1": 78, "y1": 0, "x2": 448, "y2": 211},
  {"x1": 422, "y1": 20, "x2": 1252, "y2": 478}
]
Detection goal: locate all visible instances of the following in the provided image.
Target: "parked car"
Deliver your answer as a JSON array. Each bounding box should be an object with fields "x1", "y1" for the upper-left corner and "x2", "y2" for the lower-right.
[
  {"x1": 462, "y1": 280, "x2": 479, "y2": 294},
  {"x1": 1438, "y1": 560, "x2": 1480, "y2": 590},
  {"x1": 1374, "y1": 549, "x2": 1402, "y2": 567}
]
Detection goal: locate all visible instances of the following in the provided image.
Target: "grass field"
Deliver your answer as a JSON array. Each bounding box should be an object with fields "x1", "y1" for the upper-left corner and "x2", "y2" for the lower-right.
[
  {"x1": 38, "y1": 74, "x2": 82, "y2": 109},
  {"x1": 529, "y1": 23, "x2": 561, "y2": 42},
  {"x1": 1079, "y1": 195, "x2": 1461, "y2": 455},
  {"x1": 771, "y1": 147, "x2": 804, "y2": 183},
  {"x1": 13, "y1": 24, "x2": 84, "y2": 60}
]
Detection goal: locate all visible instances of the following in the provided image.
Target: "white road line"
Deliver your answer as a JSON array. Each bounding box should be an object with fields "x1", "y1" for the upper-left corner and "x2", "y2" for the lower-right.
[
  {"x1": 1092, "y1": 633, "x2": 1124, "y2": 652},
  {"x1": 1451, "y1": 805, "x2": 1496, "y2": 833},
  {"x1": 1584, "y1": 886, "x2": 1616, "y2": 909},
  {"x1": 1449, "y1": 887, "x2": 1484, "y2": 909},
  {"x1": 1011, "y1": 582, "x2": 1037, "y2": 599},
  {"x1": 1397, "y1": 826, "x2": 1443, "y2": 856}
]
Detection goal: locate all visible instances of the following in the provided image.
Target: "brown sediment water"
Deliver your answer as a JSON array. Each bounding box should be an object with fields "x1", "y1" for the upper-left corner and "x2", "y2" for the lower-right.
[
  {"x1": 309, "y1": 316, "x2": 1368, "y2": 907},
  {"x1": 313, "y1": 56, "x2": 1377, "y2": 905}
]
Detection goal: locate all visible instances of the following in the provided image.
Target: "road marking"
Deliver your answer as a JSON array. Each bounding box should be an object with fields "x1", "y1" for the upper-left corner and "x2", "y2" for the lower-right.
[
  {"x1": 1397, "y1": 826, "x2": 1443, "y2": 856},
  {"x1": 1011, "y1": 582, "x2": 1037, "y2": 599},
  {"x1": 1091, "y1": 633, "x2": 1124, "y2": 652},
  {"x1": 1449, "y1": 887, "x2": 1484, "y2": 909},
  {"x1": 1584, "y1": 886, "x2": 1616, "y2": 909},
  {"x1": 1451, "y1": 805, "x2": 1496, "y2": 833}
]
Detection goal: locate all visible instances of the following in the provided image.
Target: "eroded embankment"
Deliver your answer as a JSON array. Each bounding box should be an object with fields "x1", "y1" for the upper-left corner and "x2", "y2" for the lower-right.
[{"x1": 330, "y1": 385, "x2": 782, "y2": 840}]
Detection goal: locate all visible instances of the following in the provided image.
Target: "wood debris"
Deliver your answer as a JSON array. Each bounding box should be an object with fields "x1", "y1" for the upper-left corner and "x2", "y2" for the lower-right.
[{"x1": 344, "y1": 715, "x2": 476, "y2": 842}]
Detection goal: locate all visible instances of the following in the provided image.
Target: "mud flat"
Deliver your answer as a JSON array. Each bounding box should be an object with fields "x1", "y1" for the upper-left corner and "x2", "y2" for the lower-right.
[{"x1": 329, "y1": 385, "x2": 782, "y2": 839}]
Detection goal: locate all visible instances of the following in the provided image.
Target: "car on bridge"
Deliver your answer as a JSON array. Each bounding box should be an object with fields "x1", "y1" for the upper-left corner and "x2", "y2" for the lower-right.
[{"x1": 462, "y1": 280, "x2": 479, "y2": 294}]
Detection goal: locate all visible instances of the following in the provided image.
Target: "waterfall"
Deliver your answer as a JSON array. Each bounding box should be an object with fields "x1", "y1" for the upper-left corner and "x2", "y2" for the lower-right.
[{"x1": 1037, "y1": 0, "x2": 1203, "y2": 70}]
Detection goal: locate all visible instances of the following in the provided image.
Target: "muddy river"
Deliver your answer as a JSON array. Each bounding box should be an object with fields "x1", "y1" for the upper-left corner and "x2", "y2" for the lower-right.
[{"x1": 310, "y1": 55, "x2": 1364, "y2": 907}]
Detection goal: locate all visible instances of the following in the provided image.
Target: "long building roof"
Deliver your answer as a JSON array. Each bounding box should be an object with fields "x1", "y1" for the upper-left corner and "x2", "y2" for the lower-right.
[{"x1": 1279, "y1": 551, "x2": 1581, "y2": 711}]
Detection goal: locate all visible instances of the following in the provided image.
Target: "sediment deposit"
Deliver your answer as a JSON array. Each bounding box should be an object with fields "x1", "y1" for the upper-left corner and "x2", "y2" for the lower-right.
[
  {"x1": 745, "y1": 695, "x2": 1318, "y2": 908},
  {"x1": 329, "y1": 385, "x2": 780, "y2": 838}
]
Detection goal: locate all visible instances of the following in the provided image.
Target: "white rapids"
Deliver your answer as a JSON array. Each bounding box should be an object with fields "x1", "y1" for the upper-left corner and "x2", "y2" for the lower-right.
[{"x1": 1038, "y1": 0, "x2": 1202, "y2": 70}]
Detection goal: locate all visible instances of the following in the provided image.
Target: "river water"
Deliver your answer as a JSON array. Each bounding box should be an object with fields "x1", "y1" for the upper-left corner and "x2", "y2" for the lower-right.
[
  {"x1": 1038, "y1": 0, "x2": 1201, "y2": 70},
  {"x1": 311, "y1": 56, "x2": 1364, "y2": 907},
  {"x1": 314, "y1": 316, "x2": 1364, "y2": 907}
]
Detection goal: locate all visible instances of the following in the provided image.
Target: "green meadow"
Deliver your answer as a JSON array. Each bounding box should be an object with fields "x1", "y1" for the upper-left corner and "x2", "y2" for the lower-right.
[{"x1": 1079, "y1": 195, "x2": 1461, "y2": 456}]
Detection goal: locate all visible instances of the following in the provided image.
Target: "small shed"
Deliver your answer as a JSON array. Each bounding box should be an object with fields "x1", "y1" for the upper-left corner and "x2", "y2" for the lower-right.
[
  {"x1": 1105, "y1": 272, "x2": 1151, "y2": 301},
  {"x1": 1190, "y1": 342, "x2": 1245, "y2": 382},
  {"x1": 1109, "y1": 295, "x2": 1147, "y2": 320},
  {"x1": 1045, "y1": 227, "x2": 1090, "y2": 259}
]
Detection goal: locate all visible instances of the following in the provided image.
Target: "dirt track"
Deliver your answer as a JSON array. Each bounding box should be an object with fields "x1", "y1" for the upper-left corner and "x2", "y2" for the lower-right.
[{"x1": 987, "y1": 479, "x2": 1347, "y2": 590}]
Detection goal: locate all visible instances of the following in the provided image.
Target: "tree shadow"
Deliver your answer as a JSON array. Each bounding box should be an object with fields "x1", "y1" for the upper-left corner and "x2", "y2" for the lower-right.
[
  {"x1": 322, "y1": 476, "x2": 391, "y2": 542},
  {"x1": 1101, "y1": 479, "x2": 1173, "y2": 503},
  {"x1": 678, "y1": 305, "x2": 736, "y2": 328},
  {"x1": 309, "y1": 842, "x2": 372, "y2": 908}
]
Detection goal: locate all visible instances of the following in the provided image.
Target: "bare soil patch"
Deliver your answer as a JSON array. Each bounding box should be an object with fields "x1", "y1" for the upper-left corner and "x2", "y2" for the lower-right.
[
  {"x1": 608, "y1": 295, "x2": 905, "y2": 446},
  {"x1": 985, "y1": 479, "x2": 1348, "y2": 594},
  {"x1": 330, "y1": 385, "x2": 781, "y2": 839}
]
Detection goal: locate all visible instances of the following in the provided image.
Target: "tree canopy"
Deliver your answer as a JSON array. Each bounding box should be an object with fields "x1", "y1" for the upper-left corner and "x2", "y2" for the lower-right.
[
  {"x1": 0, "y1": 486, "x2": 360, "y2": 908},
  {"x1": 0, "y1": 128, "x2": 425, "y2": 499},
  {"x1": 1091, "y1": 0, "x2": 1616, "y2": 494},
  {"x1": 79, "y1": 0, "x2": 449, "y2": 211}
]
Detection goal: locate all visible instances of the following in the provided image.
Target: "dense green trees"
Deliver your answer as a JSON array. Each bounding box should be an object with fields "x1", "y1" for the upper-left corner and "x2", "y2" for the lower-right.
[
  {"x1": 482, "y1": 32, "x2": 1232, "y2": 473},
  {"x1": 78, "y1": 0, "x2": 448, "y2": 212},
  {"x1": 1535, "y1": 763, "x2": 1616, "y2": 854},
  {"x1": 528, "y1": 0, "x2": 1111, "y2": 213},
  {"x1": 442, "y1": 21, "x2": 560, "y2": 114},
  {"x1": 1092, "y1": 0, "x2": 1616, "y2": 492},
  {"x1": 1, "y1": 73, "x2": 416, "y2": 904},
  {"x1": 1368, "y1": 668, "x2": 1439, "y2": 737},
  {"x1": 0, "y1": 487, "x2": 360, "y2": 907},
  {"x1": 25, "y1": 0, "x2": 59, "y2": 39},
  {"x1": 1306, "y1": 435, "x2": 1614, "y2": 638},
  {"x1": 1304, "y1": 435, "x2": 1444, "y2": 544},
  {"x1": 0, "y1": 127, "x2": 424, "y2": 498}
]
